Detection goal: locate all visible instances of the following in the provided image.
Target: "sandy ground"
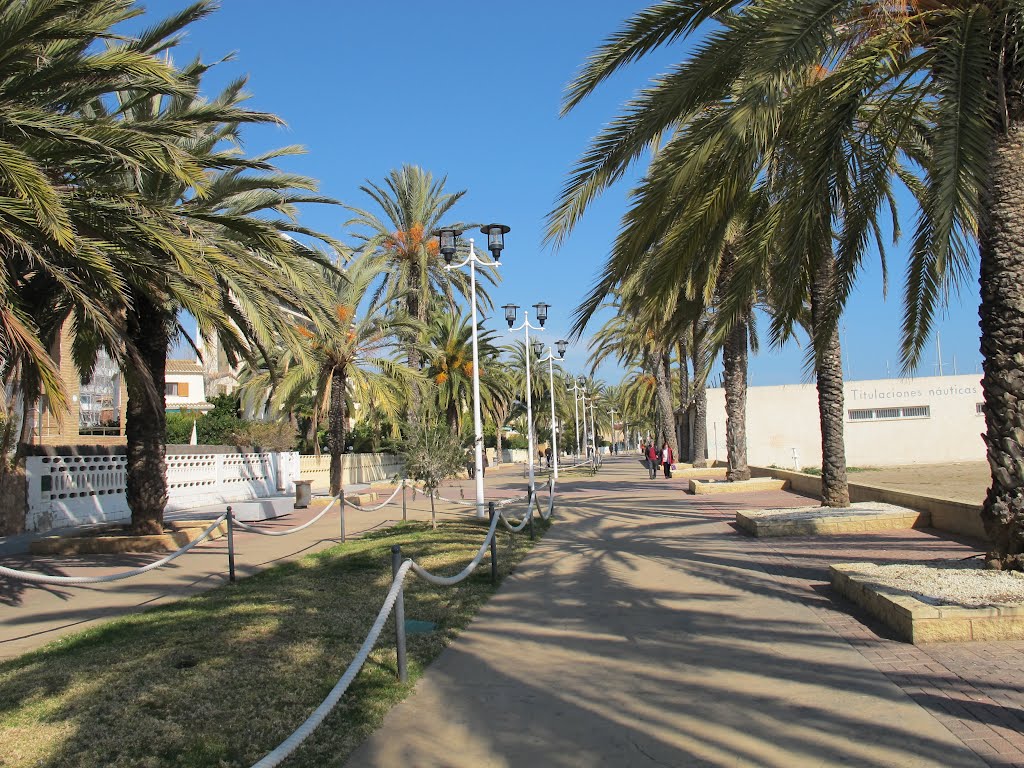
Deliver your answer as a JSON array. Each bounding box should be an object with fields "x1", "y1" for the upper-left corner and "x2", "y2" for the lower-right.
[{"x1": 850, "y1": 462, "x2": 989, "y2": 504}]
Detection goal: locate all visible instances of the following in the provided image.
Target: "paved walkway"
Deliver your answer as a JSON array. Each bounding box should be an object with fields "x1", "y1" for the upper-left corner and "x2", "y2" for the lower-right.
[
  {"x1": 0, "y1": 465, "x2": 530, "y2": 660},
  {"x1": 348, "y1": 458, "x2": 1022, "y2": 768},
  {"x1": 3, "y1": 457, "x2": 1023, "y2": 766}
]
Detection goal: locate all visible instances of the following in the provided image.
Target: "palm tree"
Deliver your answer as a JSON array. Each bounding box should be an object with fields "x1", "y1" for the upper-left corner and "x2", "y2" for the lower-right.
[
  {"x1": 422, "y1": 309, "x2": 503, "y2": 432},
  {"x1": 588, "y1": 308, "x2": 679, "y2": 455},
  {"x1": 548, "y1": 4, "x2": 916, "y2": 501},
  {"x1": 250, "y1": 256, "x2": 418, "y2": 495},
  {"x1": 1, "y1": 0, "x2": 214, "y2": 449},
  {"x1": 344, "y1": 166, "x2": 496, "y2": 407},
  {"x1": 93, "y1": 59, "x2": 342, "y2": 532}
]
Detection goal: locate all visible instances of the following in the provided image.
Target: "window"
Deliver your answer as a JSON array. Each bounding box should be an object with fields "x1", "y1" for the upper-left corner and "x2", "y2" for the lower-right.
[
  {"x1": 976, "y1": 402, "x2": 985, "y2": 415},
  {"x1": 165, "y1": 381, "x2": 189, "y2": 397},
  {"x1": 901, "y1": 406, "x2": 930, "y2": 418},
  {"x1": 847, "y1": 405, "x2": 930, "y2": 421}
]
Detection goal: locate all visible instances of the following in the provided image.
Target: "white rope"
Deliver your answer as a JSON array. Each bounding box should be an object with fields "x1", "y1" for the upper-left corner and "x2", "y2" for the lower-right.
[
  {"x1": 233, "y1": 497, "x2": 339, "y2": 537},
  {"x1": 249, "y1": 476, "x2": 558, "y2": 767},
  {"x1": 408, "y1": 509, "x2": 502, "y2": 586},
  {"x1": 426, "y1": 489, "x2": 477, "y2": 507},
  {"x1": 342, "y1": 483, "x2": 406, "y2": 512},
  {"x1": 499, "y1": 491, "x2": 534, "y2": 532},
  {"x1": 250, "y1": 559, "x2": 414, "y2": 768},
  {"x1": 0, "y1": 515, "x2": 227, "y2": 585}
]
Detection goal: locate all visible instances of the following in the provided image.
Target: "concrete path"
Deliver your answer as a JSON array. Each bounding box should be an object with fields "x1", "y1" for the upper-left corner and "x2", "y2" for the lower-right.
[
  {"x1": 0, "y1": 465, "x2": 529, "y2": 660},
  {"x1": 347, "y1": 457, "x2": 988, "y2": 768}
]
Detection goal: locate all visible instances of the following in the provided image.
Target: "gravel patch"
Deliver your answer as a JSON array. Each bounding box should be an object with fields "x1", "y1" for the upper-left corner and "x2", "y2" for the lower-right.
[
  {"x1": 840, "y1": 559, "x2": 1024, "y2": 608},
  {"x1": 742, "y1": 502, "x2": 916, "y2": 522}
]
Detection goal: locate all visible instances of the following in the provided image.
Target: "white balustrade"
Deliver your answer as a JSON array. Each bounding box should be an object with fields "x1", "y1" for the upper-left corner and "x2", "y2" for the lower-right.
[
  {"x1": 25, "y1": 450, "x2": 301, "y2": 533},
  {"x1": 298, "y1": 453, "x2": 405, "y2": 491}
]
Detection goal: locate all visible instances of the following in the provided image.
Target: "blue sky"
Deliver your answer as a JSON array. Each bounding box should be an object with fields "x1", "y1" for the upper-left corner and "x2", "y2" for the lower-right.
[{"x1": 152, "y1": 0, "x2": 982, "y2": 385}]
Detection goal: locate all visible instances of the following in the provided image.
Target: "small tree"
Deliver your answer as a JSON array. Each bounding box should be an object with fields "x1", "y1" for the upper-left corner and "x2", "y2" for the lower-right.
[{"x1": 397, "y1": 421, "x2": 466, "y2": 528}]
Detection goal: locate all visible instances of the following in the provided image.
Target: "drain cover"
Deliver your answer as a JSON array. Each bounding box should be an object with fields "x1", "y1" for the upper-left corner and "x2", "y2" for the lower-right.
[{"x1": 404, "y1": 619, "x2": 437, "y2": 635}]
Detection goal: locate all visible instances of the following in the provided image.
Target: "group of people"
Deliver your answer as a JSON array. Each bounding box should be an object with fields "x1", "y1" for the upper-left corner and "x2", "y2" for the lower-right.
[
  {"x1": 641, "y1": 440, "x2": 675, "y2": 479},
  {"x1": 537, "y1": 446, "x2": 554, "y2": 468}
]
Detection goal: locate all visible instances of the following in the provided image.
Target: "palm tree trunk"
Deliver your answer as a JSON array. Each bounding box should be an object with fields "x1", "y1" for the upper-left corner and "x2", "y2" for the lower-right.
[
  {"x1": 405, "y1": 264, "x2": 424, "y2": 421},
  {"x1": 691, "y1": 318, "x2": 708, "y2": 466},
  {"x1": 125, "y1": 296, "x2": 169, "y2": 534},
  {"x1": 654, "y1": 350, "x2": 677, "y2": 454},
  {"x1": 691, "y1": 380, "x2": 708, "y2": 467},
  {"x1": 722, "y1": 314, "x2": 750, "y2": 482},
  {"x1": 17, "y1": 390, "x2": 36, "y2": 455},
  {"x1": 676, "y1": 339, "x2": 690, "y2": 462},
  {"x1": 811, "y1": 253, "x2": 850, "y2": 507},
  {"x1": 979, "y1": 120, "x2": 1024, "y2": 570},
  {"x1": 446, "y1": 401, "x2": 459, "y2": 432},
  {"x1": 328, "y1": 366, "x2": 347, "y2": 496},
  {"x1": 495, "y1": 422, "x2": 504, "y2": 465}
]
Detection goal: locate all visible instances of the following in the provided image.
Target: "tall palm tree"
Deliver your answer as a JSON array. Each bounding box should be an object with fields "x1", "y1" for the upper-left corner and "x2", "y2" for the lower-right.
[
  {"x1": 422, "y1": 309, "x2": 503, "y2": 432},
  {"x1": 344, "y1": 165, "x2": 496, "y2": 411},
  {"x1": 1, "y1": 0, "x2": 213, "y2": 444},
  {"x1": 251, "y1": 255, "x2": 418, "y2": 495},
  {"x1": 548, "y1": 3, "x2": 915, "y2": 501},
  {"x1": 588, "y1": 308, "x2": 679, "y2": 455},
  {"x1": 93, "y1": 59, "x2": 341, "y2": 532}
]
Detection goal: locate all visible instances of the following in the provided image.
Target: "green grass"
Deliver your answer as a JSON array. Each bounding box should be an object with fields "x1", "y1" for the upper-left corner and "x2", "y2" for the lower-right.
[{"x1": 0, "y1": 518, "x2": 550, "y2": 768}]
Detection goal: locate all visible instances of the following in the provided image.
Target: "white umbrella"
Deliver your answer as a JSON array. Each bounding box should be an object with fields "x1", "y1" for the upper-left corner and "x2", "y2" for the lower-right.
[{"x1": 189, "y1": 419, "x2": 198, "y2": 445}]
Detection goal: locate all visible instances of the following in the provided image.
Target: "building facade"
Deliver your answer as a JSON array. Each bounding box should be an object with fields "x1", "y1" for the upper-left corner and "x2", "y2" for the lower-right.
[
  {"x1": 29, "y1": 323, "x2": 213, "y2": 446},
  {"x1": 705, "y1": 373, "x2": 985, "y2": 468}
]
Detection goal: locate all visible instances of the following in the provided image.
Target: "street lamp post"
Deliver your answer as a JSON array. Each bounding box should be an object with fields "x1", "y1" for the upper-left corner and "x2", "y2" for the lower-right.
[
  {"x1": 568, "y1": 376, "x2": 584, "y2": 465},
  {"x1": 438, "y1": 223, "x2": 510, "y2": 519},
  {"x1": 503, "y1": 302, "x2": 549, "y2": 495},
  {"x1": 585, "y1": 392, "x2": 599, "y2": 467},
  {"x1": 537, "y1": 340, "x2": 568, "y2": 479}
]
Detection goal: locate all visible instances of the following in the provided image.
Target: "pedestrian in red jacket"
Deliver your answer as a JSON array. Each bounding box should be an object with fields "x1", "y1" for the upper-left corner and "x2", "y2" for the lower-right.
[{"x1": 661, "y1": 441, "x2": 674, "y2": 479}]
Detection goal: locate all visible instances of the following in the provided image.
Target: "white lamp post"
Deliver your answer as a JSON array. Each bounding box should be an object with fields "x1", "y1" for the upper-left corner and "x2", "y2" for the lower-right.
[
  {"x1": 503, "y1": 302, "x2": 548, "y2": 495},
  {"x1": 568, "y1": 376, "x2": 584, "y2": 465},
  {"x1": 586, "y1": 393, "x2": 599, "y2": 467},
  {"x1": 537, "y1": 340, "x2": 568, "y2": 479},
  {"x1": 438, "y1": 223, "x2": 510, "y2": 519}
]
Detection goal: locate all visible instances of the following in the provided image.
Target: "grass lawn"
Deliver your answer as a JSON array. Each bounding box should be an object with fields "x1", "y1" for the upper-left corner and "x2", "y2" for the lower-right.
[{"x1": 0, "y1": 518, "x2": 549, "y2": 767}]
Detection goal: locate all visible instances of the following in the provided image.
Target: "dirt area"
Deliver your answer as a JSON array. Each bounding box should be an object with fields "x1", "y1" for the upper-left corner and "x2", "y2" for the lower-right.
[{"x1": 850, "y1": 462, "x2": 989, "y2": 505}]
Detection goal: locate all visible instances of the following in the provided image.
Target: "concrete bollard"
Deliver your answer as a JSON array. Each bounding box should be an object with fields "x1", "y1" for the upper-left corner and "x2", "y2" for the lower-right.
[{"x1": 294, "y1": 480, "x2": 312, "y2": 509}]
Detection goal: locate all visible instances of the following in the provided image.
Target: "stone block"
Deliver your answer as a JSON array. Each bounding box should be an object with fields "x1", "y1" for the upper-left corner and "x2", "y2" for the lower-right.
[
  {"x1": 30, "y1": 519, "x2": 227, "y2": 555},
  {"x1": 830, "y1": 564, "x2": 1024, "y2": 644},
  {"x1": 690, "y1": 478, "x2": 789, "y2": 495}
]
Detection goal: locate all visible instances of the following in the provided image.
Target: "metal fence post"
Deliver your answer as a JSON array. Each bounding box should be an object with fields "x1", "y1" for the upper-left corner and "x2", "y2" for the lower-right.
[
  {"x1": 225, "y1": 505, "x2": 236, "y2": 583},
  {"x1": 339, "y1": 488, "x2": 346, "y2": 543},
  {"x1": 402, "y1": 481, "x2": 407, "y2": 522},
  {"x1": 488, "y1": 502, "x2": 497, "y2": 584},
  {"x1": 528, "y1": 486, "x2": 535, "y2": 540},
  {"x1": 391, "y1": 545, "x2": 408, "y2": 683}
]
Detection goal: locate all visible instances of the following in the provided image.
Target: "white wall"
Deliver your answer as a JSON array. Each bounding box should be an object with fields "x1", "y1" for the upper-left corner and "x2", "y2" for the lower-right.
[
  {"x1": 25, "y1": 450, "x2": 298, "y2": 533},
  {"x1": 706, "y1": 374, "x2": 985, "y2": 468},
  {"x1": 165, "y1": 372, "x2": 208, "y2": 409}
]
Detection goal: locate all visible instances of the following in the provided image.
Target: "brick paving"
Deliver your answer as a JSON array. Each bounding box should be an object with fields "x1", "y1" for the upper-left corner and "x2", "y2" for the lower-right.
[{"x1": 669, "y1": 481, "x2": 1024, "y2": 768}]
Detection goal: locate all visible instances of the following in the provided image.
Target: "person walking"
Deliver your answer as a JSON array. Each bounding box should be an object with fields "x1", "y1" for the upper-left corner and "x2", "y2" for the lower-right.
[
  {"x1": 544, "y1": 446, "x2": 552, "y2": 469},
  {"x1": 646, "y1": 442, "x2": 659, "y2": 479},
  {"x1": 661, "y1": 441, "x2": 674, "y2": 479}
]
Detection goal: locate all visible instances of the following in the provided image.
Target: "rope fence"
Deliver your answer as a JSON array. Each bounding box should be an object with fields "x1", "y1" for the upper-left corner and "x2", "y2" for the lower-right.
[
  {"x1": 1, "y1": 471, "x2": 562, "y2": 768},
  {"x1": 251, "y1": 481, "x2": 556, "y2": 768},
  {"x1": 0, "y1": 515, "x2": 228, "y2": 585},
  {"x1": 0, "y1": 476, "x2": 549, "y2": 587}
]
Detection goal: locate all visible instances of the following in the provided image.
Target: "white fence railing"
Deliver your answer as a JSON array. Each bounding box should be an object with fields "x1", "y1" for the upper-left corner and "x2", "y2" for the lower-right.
[
  {"x1": 25, "y1": 451, "x2": 300, "y2": 533},
  {"x1": 500, "y1": 449, "x2": 529, "y2": 464},
  {"x1": 298, "y1": 453, "x2": 405, "y2": 490}
]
